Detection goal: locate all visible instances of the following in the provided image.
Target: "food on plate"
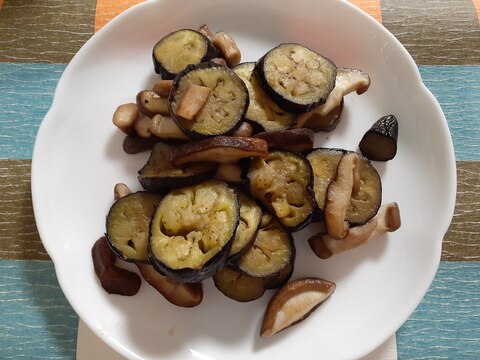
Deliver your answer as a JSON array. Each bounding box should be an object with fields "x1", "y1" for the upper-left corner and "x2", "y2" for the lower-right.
[
  {"x1": 152, "y1": 29, "x2": 219, "y2": 79},
  {"x1": 260, "y1": 278, "x2": 336, "y2": 337},
  {"x1": 99, "y1": 25, "x2": 402, "y2": 338},
  {"x1": 106, "y1": 191, "x2": 163, "y2": 262},
  {"x1": 253, "y1": 128, "x2": 315, "y2": 152},
  {"x1": 136, "y1": 263, "x2": 203, "y2": 307},
  {"x1": 254, "y1": 43, "x2": 337, "y2": 113},
  {"x1": 234, "y1": 62, "x2": 296, "y2": 131},
  {"x1": 307, "y1": 148, "x2": 382, "y2": 225},
  {"x1": 309, "y1": 202, "x2": 401, "y2": 259},
  {"x1": 213, "y1": 267, "x2": 266, "y2": 302},
  {"x1": 138, "y1": 142, "x2": 217, "y2": 192},
  {"x1": 228, "y1": 190, "x2": 262, "y2": 261},
  {"x1": 247, "y1": 150, "x2": 315, "y2": 231},
  {"x1": 235, "y1": 212, "x2": 295, "y2": 288},
  {"x1": 169, "y1": 62, "x2": 249, "y2": 138},
  {"x1": 92, "y1": 236, "x2": 141, "y2": 296},
  {"x1": 170, "y1": 136, "x2": 268, "y2": 167},
  {"x1": 149, "y1": 180, "x2": 240, "y2": 282},
  {"x1": 359, "y1": 114, "x2": 399, "y2": 161}
]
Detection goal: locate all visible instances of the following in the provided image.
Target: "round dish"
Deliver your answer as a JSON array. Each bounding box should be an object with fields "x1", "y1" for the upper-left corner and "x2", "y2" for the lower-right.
[{"x1": 31, "y1": 0, "x2": 456, "y2": 359}]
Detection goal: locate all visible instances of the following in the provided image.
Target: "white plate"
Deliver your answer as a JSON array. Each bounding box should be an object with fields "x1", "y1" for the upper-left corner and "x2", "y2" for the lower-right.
[{"x1": 31, "y1": 0, "x2": 456, "y2": 359}]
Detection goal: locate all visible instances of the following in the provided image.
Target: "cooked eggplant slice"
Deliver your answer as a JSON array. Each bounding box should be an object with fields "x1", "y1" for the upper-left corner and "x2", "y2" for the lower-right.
[
  {"x1": 359, "y1": 114, "x2": 399, "y2": 161},
  {"x1": 228, "y1": 190, "x2": 262, "y2": 262},
  {"x1": 106, "y1": 192, "x2": 163, "y2": 263},
  {"x1": 170, "y1": 136, "x2": 268, "y2": 167},
  {"x1": 213, "y1": 267, "x2": 265, "y2": 302},
  {"x1": 138, "y1": 142, "x2": 217, "y2": 192},
  {"x1": 254, "y1": 43, "x2": 337, "y2": 113},
  {"x1": 152, "y1": 29, "x2": 219, "y2": 79},
  {"x1": 253, "y1": 128, "x2": 315, "y2": 153},
  {"x1": 149, "y1": 180, "x2": 239, "y2": 282},
  {"x1": 247, "y1": 150, "x2": 315, "y2": 231},
  {"x1": 235, "y1": 212, "x2": 295, "y2": 287},
  {"x1": 307, "y1": 148, "x2": 382, "y2": 225},
  {"x1": 234, "y1": 62, "x2": 296, "y2": 131},
  {"x1": 169, "y1": 62, "x2": 249, "y2": 138}
]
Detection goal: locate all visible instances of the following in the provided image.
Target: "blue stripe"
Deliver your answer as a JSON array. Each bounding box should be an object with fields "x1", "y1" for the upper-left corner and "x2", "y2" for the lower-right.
[
  {"x1": 0, "y1": 64, "x2": 478, "y2": 160},
  {"x1": 397, "y1": 261, "x2": 480, "y2": 359},
  {"x1": 419, "y1": 65, "x2": 480, "y2": 161},
  {"x1": 0, "y1": 63, "x2": 65, "y2": 159},
  {"x1": 0, "y1": 260, "x2": 77, "y2": 359}
]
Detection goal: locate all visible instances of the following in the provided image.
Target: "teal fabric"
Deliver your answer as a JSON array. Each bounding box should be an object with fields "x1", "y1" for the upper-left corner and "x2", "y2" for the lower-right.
[{"x1": 0, "y1": 260, "x2": 77, "y2": 359}]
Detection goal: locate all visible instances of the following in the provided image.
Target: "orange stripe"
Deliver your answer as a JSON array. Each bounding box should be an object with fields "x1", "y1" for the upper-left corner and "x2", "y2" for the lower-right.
[
  {"x1": 0, "y1": 0, "x2": 4, "y2": 11},
  {"x1": 94, "y1": 0, "x2": 144, "y2": 33},
  {"x1": 348, "y1": 0, "x2": 382, "y2": 23},
  {"x1": 472, "y1": 0, "x2": 480, "y2": 25}
]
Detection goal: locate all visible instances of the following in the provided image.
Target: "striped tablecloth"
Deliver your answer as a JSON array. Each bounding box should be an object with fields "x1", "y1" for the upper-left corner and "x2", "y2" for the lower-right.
[{"x1": 0, "y1": 0, "x2": 479, "y2": 358}]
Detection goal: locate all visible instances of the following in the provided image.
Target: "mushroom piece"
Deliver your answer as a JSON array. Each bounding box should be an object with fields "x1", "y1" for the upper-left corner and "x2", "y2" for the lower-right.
[
  {"x1": 232, "y1": 122, "x2": 254, "y2": 137},
  {"x1": 149, "y1": 114, "x2": 190, "y2": 140},
  {"x1": 197, "y1": 24, "x2": 214, "y2": 40},
  {"x1": 309, "y1": 202, "x2": 401, "y2": 259},
  {"x1": 136, "y1": 90, "x2": 170, "y2": 117},
  {"x1": 175, "y1": 84, "x2": 211, "y2": 121},
  {"x1": 112, "y1": 103, "x2": 138, "y2": 134},
  {"x1": 253, "y1": 128, "x2": 315, "y2": 152},
  {"x1": 136, "y1": 263, "x2": 203, "y2": 307},
  {"x1": 122, "y1": 134, "x2": 158, "y2": 154},
  {"x1": 113, "y1": 183, "x2": 131, "y2": 201},
  {"x1": 324, "y1": 152, "x2": 361, "y2": 239},
  {"x1": 171, "y1": 136, "x2": 268, "y2": 167},
  {"x1": 212, "y1": 31, "x2": 241, "y2": 68},
  {"x1": 214, "y1": 163, "x2": 243, "y2": 184},
  {"x1": 153, "y1": 79, "x2": 174, "y2": 98},
  {"x1": 260, "y1": 278, "x2": 336, "y2": 337},
  {"x1": 295, "y1": 68, "x2": 370, "y2": 129},
  {"x1": 134, "y1": 113, "x2": 154, "y2": 138}
]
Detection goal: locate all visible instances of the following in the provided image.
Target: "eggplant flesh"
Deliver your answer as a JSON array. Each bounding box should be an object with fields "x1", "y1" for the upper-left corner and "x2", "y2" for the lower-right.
[
  {"x1": 152, "y1": 29, "x2": 218, "y2": 79},
  {"x1": 149, "y1": 180, "x2": 239, "y2": 282},
  {"x1": 106, "y1": 192, "x2": 163, "y2": 263},
  {"x1": 213, "y1": 267, "x2": 265, "y2": 302},
  {"x1": 235, "y1": 212, "x2": 295, "y2": 287},
  {"x1": 254, "y1": 43, "x2": 337, "y2": 113},
  {"x1": 247, "y1": 150, "x2": 315, "y2": 231},
  {"x1": 138, "y1": 142, "x2": 217, "y2": 192},
  {"x1": 359, "y1": 114, "x2": 398, "y2": 161},
  {"x1": 169, "y1": 62, "x2": 249, "y2": 138},
  {"x1": 307, "y1": 148, "x2": 382, "y2": 225},
  {"x1": 234, "y1": 62, "x2": 296, "y2": 131}
]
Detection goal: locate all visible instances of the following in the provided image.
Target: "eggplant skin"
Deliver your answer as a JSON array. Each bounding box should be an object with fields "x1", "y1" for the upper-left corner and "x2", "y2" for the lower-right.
[
  {"x1": 148, "y1": 180, "x2": 240, "y2": 282},
  {"x1": 359, "y1": 114, "x2": 399, "y2": 161},
  {"x1": 254, "y1": 43, "x2": 337, "y2": 113},
  {"x1": 152, "y1": 29, "x2": 219, "y2": 79},
  {"x1": 169, "y1": 62, "x2": 249, "y2": 139}
]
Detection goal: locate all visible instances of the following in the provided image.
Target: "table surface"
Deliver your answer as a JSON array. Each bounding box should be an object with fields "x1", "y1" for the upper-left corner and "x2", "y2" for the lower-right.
[{"x1": 0, "y1": 0, "x2": 479, "y2": 359}]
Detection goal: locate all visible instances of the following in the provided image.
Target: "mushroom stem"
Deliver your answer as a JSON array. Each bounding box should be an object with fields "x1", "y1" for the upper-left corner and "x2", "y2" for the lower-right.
[
  {"x1": 175, "y1": 84, "x2": 211, "y2": 121},
  {"x1": 309, "y1": 202, "x2": 401, "y2": 259}
]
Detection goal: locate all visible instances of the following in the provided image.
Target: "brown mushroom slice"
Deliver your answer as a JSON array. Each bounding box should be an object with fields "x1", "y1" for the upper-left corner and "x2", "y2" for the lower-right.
[
  {"x1": 171, "y1": 136, "x2": 268, "y2": 167},
  {"x1": 309, "y1": 202, "x2": 401, "y2": 259},
  {"x1": 122, "y1": 134, "x2": 158, "y2": 154},
  {"x1": 136, "y1": 263, "x2": 203, "y2": 307},
  {"x1": 294, "y1": 99, "x2": 343, "y2": 132},
  {"x1": 253, "y1": 128, "x2": 315, "y2": 153},
  {"x1": 214, "y1": 163, "x2": 243, "y2": 184},
  {"x1": 294, "y1": 67, "x2": 370, "y2": 129},
  {"x1": 260, "y1": 278, "x2": 336, "y2": 337},
  {"x1": 324, "y1": 152, "x2": 361, "y2": 239}
]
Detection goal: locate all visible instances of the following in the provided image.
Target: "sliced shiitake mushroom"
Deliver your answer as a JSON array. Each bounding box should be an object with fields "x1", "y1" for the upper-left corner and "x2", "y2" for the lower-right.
[
  {"x1": 309, "y1": 202, "x2": 401, "y2": 259},
  {"x1": 213, "y1": 267, "x2": 265, "y2": 302},
  {"x1": 149, "y1": 180, "x2": 239, "y2": 282},
  {"x1": 169, "y1": 62, "x2": 249, "y2": 138},
  {"x1": 235, "y1": 212, "x2": 295, "y2": 288},
  {"x1": 122, "y1": 133, "x2": 159, "y2": 154},
  {"x1": 136, "y1": 263, "x2": 203, "y2": 307},
  {"x1": 260, "y1": 277, "x2": 336, "y2": 337},
  {"x1": 359, "y1": 114, "x2": 399, "y2": 161},
  {"x1": 247, "y1": 150, "x2": 315, "y2": 231},
  {"x1": 170, "y1": 136, "x2": 268, "y2": 167},
  {"x1": 152, "y1": 29, "x2": 219, "y2": 79},
  {"x1": 228, "y1": 190, "x2": 262, "y2": 262},
  {"x1": 253, "y1": 128, "x2": 315, "y2": 153},
  {"x1": 138, "y1": 142, "x2": 217, "y2": 192},
  {"x1": 307, "y1": 148, "x2": 382, "y2": 225},
  {"x1": 254, "y1": 43, "x2": 337, "y2": 113},
  {"x1": 294, "y1": 98, "x2": 343, "y2": 132},
  {"x1": 106, "y1": 192, "x2": 163, "y2": 263},
  {"x1": 234, "y1": 62, "x2": 296, "y2": 131}
]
